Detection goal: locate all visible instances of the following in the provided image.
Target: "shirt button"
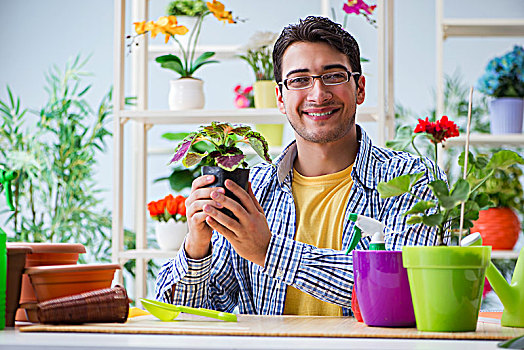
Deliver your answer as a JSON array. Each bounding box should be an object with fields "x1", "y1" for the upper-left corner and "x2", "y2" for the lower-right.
[{"x1": 276, "y1": 269, "x2": 284, "y2": 278}]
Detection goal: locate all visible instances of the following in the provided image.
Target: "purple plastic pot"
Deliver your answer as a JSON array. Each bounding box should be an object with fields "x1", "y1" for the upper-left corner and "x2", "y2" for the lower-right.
[{"x1": 353, "y1": 250, "x2": 415, "y2": 327}]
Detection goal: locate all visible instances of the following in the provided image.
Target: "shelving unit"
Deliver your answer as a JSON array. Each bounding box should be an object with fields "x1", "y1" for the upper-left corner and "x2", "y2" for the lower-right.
[{"x1": 112, "y1": 0, "x2": 395, "y2": 301}]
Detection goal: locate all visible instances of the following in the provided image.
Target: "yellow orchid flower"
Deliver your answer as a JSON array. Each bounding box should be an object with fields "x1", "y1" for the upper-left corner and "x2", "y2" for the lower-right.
[
  {"x1": 206, "y1": 0, "x2": 236, "y2": 24},
  {"x1": 133, "y1": 21, "x2": 146, "y2": 35},
  {"x1": 145, "y1": 21, "x2": 160, "y2": 38}
]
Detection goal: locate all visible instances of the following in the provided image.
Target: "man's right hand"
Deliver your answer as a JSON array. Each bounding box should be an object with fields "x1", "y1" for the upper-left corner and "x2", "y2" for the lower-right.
[{"x1": 184, "y1": 175, "x2": 225, "y2": 259}]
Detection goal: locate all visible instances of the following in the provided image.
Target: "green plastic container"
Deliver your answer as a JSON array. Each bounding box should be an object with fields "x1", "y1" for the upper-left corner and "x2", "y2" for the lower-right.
[
  {"x1": 402, "y1": 246, "x2": 491, "y2": 332},
  {"x1": 0, "y1": 228, "x2": 6, "y2": 330}
]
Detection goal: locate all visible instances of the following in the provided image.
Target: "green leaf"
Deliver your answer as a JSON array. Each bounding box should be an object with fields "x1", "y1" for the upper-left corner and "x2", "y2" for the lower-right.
[
  {"x1": 473, "y1": 192, "x2": 491, "y2": 209},
  {"x1": 403, "y1": 200, "x2": 436, "y2": 216},
  {"x1": 422, "y1": 213, "x2": 443, "y2": 227},
  {"x1": 155, "y1": 54, "x2": 186, "y2": 76},
  {"x1": 162, "y1": 132, "x2": 189, "y2": 141},
  {"x1": 385, "y1": 126, "x2": 415, "y2": 151},
  {"x1": 450, "y1": 178, "x2": 470, "y2": 202},
  {"x1": 486, "y1": 150, "x2": 524, "y2": 170},
  {"x1": 432, "y1": 178, "x2": 469, "y2": 209},
  {"x1": 189, "y1": 51, "x2": 216, "y2": 73},
  {"x1": 406, "y1": 215, "x2": 423, "y2": 224},
  {"x1": 245, "y1": 130, "x2": 272, "y2": 163},
  {"x1": 429, "y1": 180, "x2": 449, "y2": 198},
  {"x1": 377, "y1": 172, "x2": 423, "y2": 198}
]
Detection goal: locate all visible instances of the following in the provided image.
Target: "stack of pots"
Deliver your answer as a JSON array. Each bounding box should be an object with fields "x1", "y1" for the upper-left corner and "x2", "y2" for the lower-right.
[{"x1": 6, "y1": 243, "x2": 85, "y2": 323}]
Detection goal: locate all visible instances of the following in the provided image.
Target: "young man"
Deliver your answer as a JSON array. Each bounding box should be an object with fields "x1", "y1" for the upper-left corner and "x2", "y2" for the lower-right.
[{"x1": 156, "y1": 16, "x2": 444, "y2": 316}]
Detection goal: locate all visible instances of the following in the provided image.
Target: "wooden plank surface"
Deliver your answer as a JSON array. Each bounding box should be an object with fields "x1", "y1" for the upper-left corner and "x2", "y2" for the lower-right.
[{"x1": 19, "y1": 315, "x2": 524, "y2": 340}]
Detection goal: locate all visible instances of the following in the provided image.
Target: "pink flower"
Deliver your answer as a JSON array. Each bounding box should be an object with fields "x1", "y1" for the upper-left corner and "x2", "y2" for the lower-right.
[
  {"x1": 234, "y1": 94, "x2": 250, "y2": 108},
  {"x1": 234, "y1": 84, "x2": 241, "y2": 93},
  {"x1": 343, "y1": 0, "x2": 376, "y2": 16},
  {"x1": 243, "y1": 86, "x2": 253, "y2": 94}
]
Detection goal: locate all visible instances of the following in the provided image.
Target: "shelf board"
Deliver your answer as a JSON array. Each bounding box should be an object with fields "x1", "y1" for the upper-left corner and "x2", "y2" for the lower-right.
[
  {"x1": 149, "y1": 44, "x2": 241, "y2": 60},
  {"x1": 491, "y1": 250, "x2": 521, "y2": 259},
  {"x1": 444, "y1": 133, "x2": 524, "y2": 147},
  {"x1": 118, "y1": 249, "x2": 179, "y2": 260},
  {"x1": 119, "y1": 106, "x2": 378, "y2": 125},
  {"x1": 442, "y1": 19, "x2": 524, "y2": 38}
]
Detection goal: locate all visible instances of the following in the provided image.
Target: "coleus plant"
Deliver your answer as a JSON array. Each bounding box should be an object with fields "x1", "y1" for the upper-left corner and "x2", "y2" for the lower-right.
[
  {"x1": 377, "y1": 115, "x2": 524, "y2": 245},
  {"x1": 170, "y1": 121, "x2": 272, "y2": 171}
]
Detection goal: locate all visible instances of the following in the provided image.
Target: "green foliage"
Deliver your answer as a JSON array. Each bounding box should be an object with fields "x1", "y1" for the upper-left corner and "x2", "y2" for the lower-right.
[{"x1": 166, "y1": 0, "x2": 208, "y2": 17}]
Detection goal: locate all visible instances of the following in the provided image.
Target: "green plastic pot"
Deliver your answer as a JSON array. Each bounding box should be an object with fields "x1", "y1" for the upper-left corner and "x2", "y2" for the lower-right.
[{"x1": 402, "y1": 246, "x2": 491, "y2": 332}]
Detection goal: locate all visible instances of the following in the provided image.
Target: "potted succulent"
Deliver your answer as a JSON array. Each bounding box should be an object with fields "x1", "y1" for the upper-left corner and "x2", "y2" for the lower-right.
[
  {"x1": 169, "y1": 121, "x2": 272, "y2": 218},
  {"x1": 148, "y1": 194, "x2": 187, "y2": 251},
  {"x1": 471, "y1": 165, "x2": 523, "y2": 250},
  {"x1": 132, "y1": 0, "x2": 238, "y2": 110},
  {"x1": 238, "y1": 31, "x2": 283, "y2": 146},
  {"x1": 477, "y1": 45, "x2": 524, "y2": 134},
  {"x1": 378, "y1": 115, "x2": 524, "y2": 332}
]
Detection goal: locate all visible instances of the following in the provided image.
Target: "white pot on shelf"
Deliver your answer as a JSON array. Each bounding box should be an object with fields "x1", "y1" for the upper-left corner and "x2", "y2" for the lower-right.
[
  {"x1": 489, "y1": 97, "x2": 524, "y2": 134},
  {"x1": 155, "y1": 219, "x2": 187, "y2": 251},
  {"x1": 168, "y1": 78, "x2": 205, "y2": 110}
]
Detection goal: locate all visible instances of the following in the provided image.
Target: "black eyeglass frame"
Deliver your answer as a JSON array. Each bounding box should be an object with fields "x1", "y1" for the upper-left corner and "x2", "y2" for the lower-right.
[{"x1": 278, "y1": 70, "x2": 361, "y2": 91}]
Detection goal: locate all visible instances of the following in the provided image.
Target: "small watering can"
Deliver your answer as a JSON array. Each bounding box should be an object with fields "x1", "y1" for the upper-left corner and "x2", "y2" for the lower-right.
[{"x1": 461, "y1": 233, "x2": 523, "y2": 328}]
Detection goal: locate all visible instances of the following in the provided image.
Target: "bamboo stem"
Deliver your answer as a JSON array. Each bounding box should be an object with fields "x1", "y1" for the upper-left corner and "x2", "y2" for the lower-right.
[{"x1": 458, "y1": 87, "x2": 474, "y2": 244}]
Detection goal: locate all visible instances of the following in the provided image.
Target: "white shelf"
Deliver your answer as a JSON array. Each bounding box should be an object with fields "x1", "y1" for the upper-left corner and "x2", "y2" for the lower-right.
[
  {"x1": 442, "y1": 19, "x2": 524, "y2": 38},
  {"x1": 445, "y1": 134, "x2": 524, "y2": 147},
  {"x1": 119, "y1": 248, "x2": 179, "y2": 260},
  {"x1": 491, "y1": 250, "x2": 521, "y2": 259},
  {"x1": 149, "y1": 44, "x2": 241, "y2": 60},
  {"x1": 119, "y1": 106, "x2": 379, "y2": 125}
]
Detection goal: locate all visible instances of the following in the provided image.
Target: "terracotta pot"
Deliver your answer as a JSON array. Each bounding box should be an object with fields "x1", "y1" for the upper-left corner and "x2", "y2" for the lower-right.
[
  {"x1": 26, "y1": 263, "x2": 121, "y2": 302},
  {"x1": 6, "y1": 242, "x2": 86, "y2": 321},
  {"x1": 471, "y1": 207, "x2": 520, "y2": 250},
  {"x1": 5, "y1": 246, "x2": 32, "y2": 327}
]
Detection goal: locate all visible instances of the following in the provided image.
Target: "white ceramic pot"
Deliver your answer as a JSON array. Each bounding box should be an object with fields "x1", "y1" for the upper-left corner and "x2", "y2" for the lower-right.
[
  {"x1": 489, "y1": 97, "x2": 524, "y2": 134},
  {"x1": 168, "y1": 78, "x2": 205, "y2": 110},
  {"x1": 155, "y1": 219, "x2": 188, "y2": 251}
]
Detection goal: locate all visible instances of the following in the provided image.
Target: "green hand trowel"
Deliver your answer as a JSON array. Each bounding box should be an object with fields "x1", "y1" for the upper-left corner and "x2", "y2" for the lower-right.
[
  {"x1": 461, "y1": 233, "x2": 524, "y2": 328},
  {"x1": 140, "y1": 298, "x2": 237, "y2": 322}
]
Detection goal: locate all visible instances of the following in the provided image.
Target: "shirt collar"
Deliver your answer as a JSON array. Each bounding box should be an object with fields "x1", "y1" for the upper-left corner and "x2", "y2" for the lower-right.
[{"x1": 274, "y1": 125, "x2": 377, "y2": 189}]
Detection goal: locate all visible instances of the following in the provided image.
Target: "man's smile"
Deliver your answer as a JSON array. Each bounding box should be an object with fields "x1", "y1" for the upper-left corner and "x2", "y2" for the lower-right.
[{"x1": 302, "y1": 106, "x2": 341, "y2": 120}]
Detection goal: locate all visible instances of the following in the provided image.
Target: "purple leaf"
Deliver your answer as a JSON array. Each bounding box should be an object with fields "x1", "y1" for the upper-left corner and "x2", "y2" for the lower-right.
[
  {"x1": 170, "y1": 132, "x2": 197, "y2": 164},
  {"x1": 216, "y1": 154, "x2": 245, "y2": 171}
]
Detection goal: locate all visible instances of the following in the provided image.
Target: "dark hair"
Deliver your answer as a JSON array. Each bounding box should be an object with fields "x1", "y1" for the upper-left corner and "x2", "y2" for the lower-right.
[{"x1": 273, "y1": 16, "x2": 361, "y2": 84}]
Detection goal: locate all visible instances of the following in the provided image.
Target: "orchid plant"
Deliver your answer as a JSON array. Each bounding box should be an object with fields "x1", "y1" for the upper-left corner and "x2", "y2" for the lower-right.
[
  {"x1": 132, "y1": 0, "x2": 238, "y2": 78},
  {"x1": 332, "y1": 0, "x2": 377, "y2": 28},
  {"x1": 377, "y1": 116, "x2": 524, "y2": 245},
  {"x1": 170, "y1": 122, "x2": 272, "y2": 171},
  {"x1": 238, "y1": 31, "x2": 279, "y2": 81}
]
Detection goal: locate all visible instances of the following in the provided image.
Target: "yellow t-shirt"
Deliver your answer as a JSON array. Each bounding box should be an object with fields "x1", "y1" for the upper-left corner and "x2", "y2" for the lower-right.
[{"x1": 283, "y1": 164, "x2": 354, "y2": 316}]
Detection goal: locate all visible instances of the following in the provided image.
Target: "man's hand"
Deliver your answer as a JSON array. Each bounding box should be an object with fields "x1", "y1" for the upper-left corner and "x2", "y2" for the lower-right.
[
  {"x1": 184, "y1": 175, "x2": 225, "y2": 259},
  {"x1": 203, "y1": 180, "x2": 271, "y2": 267}
]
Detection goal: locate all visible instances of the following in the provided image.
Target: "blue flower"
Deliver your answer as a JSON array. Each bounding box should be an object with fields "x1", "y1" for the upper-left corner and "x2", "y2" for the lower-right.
[{"x1": 477, "y1": 45, "x2": 524, "y2": 98}]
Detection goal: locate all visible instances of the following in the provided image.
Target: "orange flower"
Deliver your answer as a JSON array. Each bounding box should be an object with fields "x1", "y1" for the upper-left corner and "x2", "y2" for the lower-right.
[
  {"x1": 147, "y1": 198, "x2": 166, "y2": 217},
  {"x1": 133, "y1": 21, "x2": 146, "y2": 35},
  {"x1": 155, "y1": 16, "x2": 189, "y2": 43},
  {"x1": 206, "y1": 0, "x2": 236, "y2": 24},
  {"x1": 175, "y1": 195, "x2": 187, "y2": 216},
  {"x1": 165, "y1": 194, "x2": 178, "y2": 215}
]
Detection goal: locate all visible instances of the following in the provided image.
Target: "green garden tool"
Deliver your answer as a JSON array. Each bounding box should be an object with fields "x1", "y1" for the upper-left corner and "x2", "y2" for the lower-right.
[
  {"x1": 0, "y1": 169, "x2": 17, "y2": 211},
  {"x1": 140, "y1": 298, "x2": 237, "y2": 322},
  {"x1": 461, "y1": 233, "x2": 524, "y2": 328}
]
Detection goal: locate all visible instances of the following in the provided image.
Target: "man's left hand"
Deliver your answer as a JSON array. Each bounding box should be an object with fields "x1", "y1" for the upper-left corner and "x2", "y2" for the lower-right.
[{"x1": 203, "y1": 180, "x2": 271, "y2": 267}]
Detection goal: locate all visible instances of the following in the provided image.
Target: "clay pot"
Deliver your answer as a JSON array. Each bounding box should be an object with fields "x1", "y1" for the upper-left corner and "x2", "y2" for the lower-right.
[
  {"x1": 6, "y1": 243, "x2": 86, "y2": 321},
  {"x1": 5, "y1": 245, "x2": 32, "y2": 327},
  {"x1": 471, "y1": 207, "x2": 521, "y2": 250},
  {"x1": 26, "y1": 263, "x2": 121, "y2": 302}
]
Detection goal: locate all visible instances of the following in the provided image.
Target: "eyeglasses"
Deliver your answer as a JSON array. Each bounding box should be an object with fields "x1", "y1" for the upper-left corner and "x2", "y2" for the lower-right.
[{"x1": 279, "y1": 70, "x2": 360, "y2": 90}]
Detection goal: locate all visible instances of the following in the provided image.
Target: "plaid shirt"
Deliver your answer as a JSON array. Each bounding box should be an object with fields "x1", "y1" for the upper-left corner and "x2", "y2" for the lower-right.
[{"x1": 155, "y1": 126, "x2": 445, "y2": 315}]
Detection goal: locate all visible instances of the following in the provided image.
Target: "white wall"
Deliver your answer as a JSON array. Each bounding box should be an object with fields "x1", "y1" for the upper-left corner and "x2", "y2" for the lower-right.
[{"x1": 1, "y1": 0, "x2": 523, "y2": 237}]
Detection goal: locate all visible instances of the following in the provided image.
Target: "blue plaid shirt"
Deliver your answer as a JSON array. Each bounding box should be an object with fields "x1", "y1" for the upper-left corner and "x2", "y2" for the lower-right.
[{"x1": 155, "y1": 126, "x2": 445, "y2": 315}]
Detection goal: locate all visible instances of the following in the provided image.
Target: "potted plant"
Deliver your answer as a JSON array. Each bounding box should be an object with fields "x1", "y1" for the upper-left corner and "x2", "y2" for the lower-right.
[
  {"x1": 238, "y1": 31, "x2": 283, "y2": 146},
  {"x1": 233, "y1": 84, "x2": 254, "y2": 109},
  {"x1": 169, "y1": 121, "x2": 272, "y2": 218},
  {"x1": 471, "y1": 165, "x2": 523, "y2": 250},
  {"x1": 148, "y1": 194, "x2": 187, "y2": 251},
  {"x1": 477, "y1": 45, "x2": 524, "y2": 134},
  {"x1": 131, "y1": 0, "x2": 238, "y2": 110},
  {"x1": 378, "y1": 115, "x2": 524, "y2": 332}
]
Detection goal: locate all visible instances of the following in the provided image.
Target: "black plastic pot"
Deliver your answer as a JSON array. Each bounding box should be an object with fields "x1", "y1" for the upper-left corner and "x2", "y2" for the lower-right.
[{"x1": 202, "y1": 166, "x2": 250, "y2": 220}]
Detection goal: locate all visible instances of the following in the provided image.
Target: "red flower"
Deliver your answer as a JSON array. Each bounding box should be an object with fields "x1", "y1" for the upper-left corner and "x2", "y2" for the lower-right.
[
  {"x1": 165, "y1": 194, "x2": 178, "y2": 215},
  {"x1": 414, "y1": 115, "x2": 459, "y2": 144},
  {"x1": 175, "y1": 195, "x2": 186, "y2": 216}
]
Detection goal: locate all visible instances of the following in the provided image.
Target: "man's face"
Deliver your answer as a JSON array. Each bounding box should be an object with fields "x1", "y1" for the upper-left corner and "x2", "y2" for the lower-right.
[{"x1": 276, "y1": 41, "x2": 365, "y2": 144}]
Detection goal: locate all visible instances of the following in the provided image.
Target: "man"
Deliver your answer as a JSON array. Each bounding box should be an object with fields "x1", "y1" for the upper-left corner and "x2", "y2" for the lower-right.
[{"x1": 156, "y1": 16, "x2": 443, "y2": 316}]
